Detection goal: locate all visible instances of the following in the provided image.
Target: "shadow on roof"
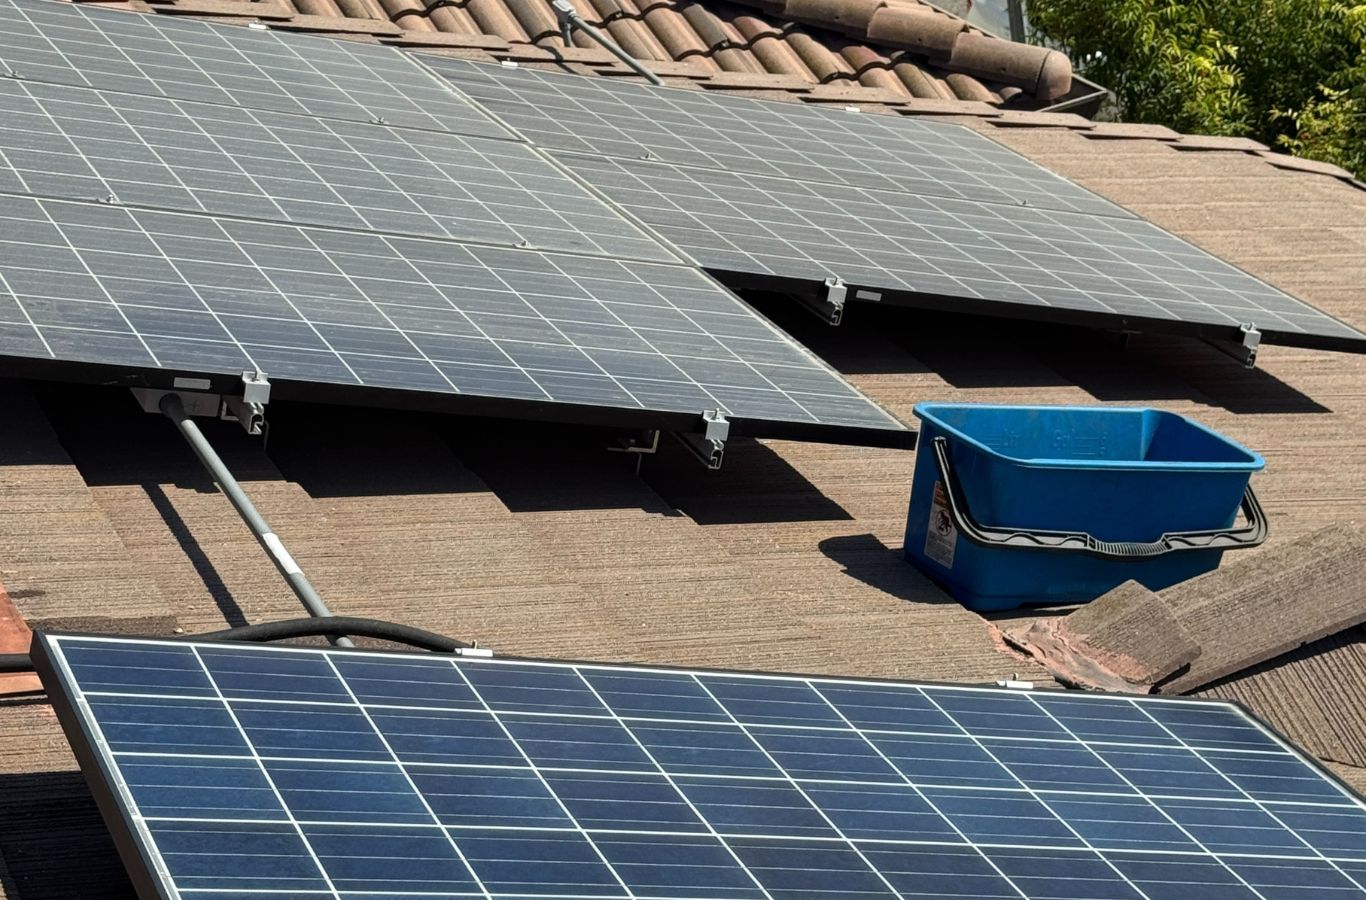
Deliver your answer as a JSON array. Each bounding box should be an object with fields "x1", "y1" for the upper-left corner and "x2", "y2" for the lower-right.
[
  {"x1": 142, "y1": 483, "x2": 250, "y2": 629},
  {"x1": 819, "y1": 533, "x2": 959, "y2": 604},
  {"x1": 268, "y1": 405, "x2": 492, "y2": 498},
  {"x1": 742, "y1": 293, "x2": 1330, "y2": 413},
  {"x1": 741, "y1": 292, "x2": 939, "y2": 377},
  {"x1": 0, "y1": 765, "x2": 135, "y2": 900},
  {"x1": 36, "y1": 384, "x2": 286, "y2": 490},
  {"x1": 1091, "y1": 337, "x2": 1332, "y2": 415},
  {"x1": 443, "y1": 419, "x2": 685, "y2": 516},
  {"x1": 642, "y1": 436, "x2": 855, "y2": 525}
]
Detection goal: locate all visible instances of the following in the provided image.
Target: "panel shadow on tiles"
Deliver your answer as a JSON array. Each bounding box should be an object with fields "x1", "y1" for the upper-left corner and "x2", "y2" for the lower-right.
[
  {"x1": 36, "y1": 634, "x2": 1366, "y2": 900},
  {"x1": 0, "y1": 0, "x2": 512, "y2": 139},
  {"x1": 0, "y1": 194, "x2": 907, "y2": 439}
]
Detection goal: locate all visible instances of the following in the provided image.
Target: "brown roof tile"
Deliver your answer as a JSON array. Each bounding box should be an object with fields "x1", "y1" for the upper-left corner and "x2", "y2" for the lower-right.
[
  {"x1": 271, "y1": 10, "x2": 403, "y2": 31},
  {"x1": 0, "y1": 586, "x2": 41, "y2": 696},
  {"x1": 864, "y1": 4, "x2": 959, "y2": 56},
  {"x1": 1198, "y1": 627, "x2": 1366, "y2": 768},
  {"x1": 154, "y1": 0, "x2": 294, "y2": 17},
  {"x1": 1154, "y1": 524, "x2": 1366, "y2": 695},
  {"x1": 1004, "y1": 582, "x2": 1201, "y2": 693}
]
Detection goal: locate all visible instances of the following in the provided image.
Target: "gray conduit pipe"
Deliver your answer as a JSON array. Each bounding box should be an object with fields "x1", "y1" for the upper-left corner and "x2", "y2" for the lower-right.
[{"x1": 159, "y1": 393, "x2": 353, "y2": 648}]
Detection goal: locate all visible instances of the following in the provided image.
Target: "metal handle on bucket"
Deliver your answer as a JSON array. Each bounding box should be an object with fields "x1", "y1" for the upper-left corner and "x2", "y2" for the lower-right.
[{"x1": 930, "y1": 437, "x2": 1268, "y2": 559}]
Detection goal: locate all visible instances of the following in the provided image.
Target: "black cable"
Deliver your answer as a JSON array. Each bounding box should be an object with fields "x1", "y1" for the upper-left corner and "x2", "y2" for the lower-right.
[
  {"x1": 0, "y1": 616, "x2": 471, "y2": 675},
  {"x1": 0, "y1": 653, "x2": 31, "y2": 674},
  {"x1": 188, "y1": 617, "x2": 470, "y2": 652}
]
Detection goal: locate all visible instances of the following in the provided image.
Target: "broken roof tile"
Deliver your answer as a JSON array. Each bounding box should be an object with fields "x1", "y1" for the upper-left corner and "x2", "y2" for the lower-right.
[
  {"x1": 0, "y1": 584, "x2": 41, "y2": 696},
  {"x1": 1004, "y1": 581, "x2": 1200, "y2": 693}
]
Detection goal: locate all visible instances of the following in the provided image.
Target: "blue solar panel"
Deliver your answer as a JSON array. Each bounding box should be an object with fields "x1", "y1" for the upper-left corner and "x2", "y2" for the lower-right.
[{"x1": 35, "y1": 634, "x2": 1366, "y2": 900}]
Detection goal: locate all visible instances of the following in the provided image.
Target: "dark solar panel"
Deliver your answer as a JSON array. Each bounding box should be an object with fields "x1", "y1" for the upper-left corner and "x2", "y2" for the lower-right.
[
  {"x1": 0, "y1": 194, "x2": 903, "y2": 435},
  {"x1": 0, "y1": 0, "x2": 907, "y2": 442},
  {"x1": 426, "y1": 57, "x2": 1130, "y2": 219},
  {"x1": 555, "y1": 152, "x2": 1366, "y2": 350},
  {"x1": 422, "y1": 58, "x2": 1366, "y2": 353},
  {"x1": 0, "y1": 0, "x2": 511, "y2": 138},
  {"x1": 35, "y1": 634, "x2": 1366, "y2": 900},
  {"x1": 0, "y1": 77, "x2": 669, "y2": 260}
]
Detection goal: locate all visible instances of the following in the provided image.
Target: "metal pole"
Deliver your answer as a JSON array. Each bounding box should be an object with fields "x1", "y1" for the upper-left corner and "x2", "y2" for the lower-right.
[
  {"x1": 159, "y1": 393, "x2": 353, "y2": 648},
  {"x1": 550, "y1": 0, "x2": 663, "y2": 86},
  {"x1": 1007, "y1": 0, "x2": 1026, "y2": 43}
]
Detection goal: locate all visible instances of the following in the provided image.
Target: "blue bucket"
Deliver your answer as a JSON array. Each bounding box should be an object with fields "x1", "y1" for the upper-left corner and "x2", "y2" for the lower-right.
[{"x1": 903, "y1": 404, "x2": 1267, "y2": 612}]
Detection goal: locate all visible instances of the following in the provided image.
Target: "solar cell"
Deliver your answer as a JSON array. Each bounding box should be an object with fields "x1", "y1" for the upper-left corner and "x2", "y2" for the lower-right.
[
  {"x1": 425, "y1": 56, "x2": 1130, "y2": 219},
  {"x1": 34, "y1": 634, "x2": 1366, "y2": 900},
  {"x1": 0, "y1": 77, "x2": 670, "y2": 260},
  {"x1": 0, "y1": 0, "x2": 511, "y2": 138},
  {"x1": 0, "y1": 194, "x2": 903, "y2": 436},
  {"x1": 555, "y1": 151, "x2": 1366, "y2": 350}
]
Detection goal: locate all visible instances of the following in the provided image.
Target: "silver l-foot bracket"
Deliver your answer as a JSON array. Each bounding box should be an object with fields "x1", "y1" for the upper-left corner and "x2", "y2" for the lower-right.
[
  {"x1": 1204, "y1": 323, "x2": 1260, "y2": 368},
  {"x1": 672, "y1": 410, "x2": 729, "y2": 470},
  {"x1": 607, "y1": 429, "x2": 660, "y2": 474}
]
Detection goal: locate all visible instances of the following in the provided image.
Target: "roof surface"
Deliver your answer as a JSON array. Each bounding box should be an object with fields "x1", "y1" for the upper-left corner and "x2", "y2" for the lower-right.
[{"x1": 3, "y1": 2, "x2": 1366, "y2": 897}]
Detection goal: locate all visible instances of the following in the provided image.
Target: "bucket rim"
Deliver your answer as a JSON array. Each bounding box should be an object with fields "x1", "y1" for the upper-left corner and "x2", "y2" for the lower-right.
[{"x1": 912, "y1": 402, "x2": 1265, "y2": 472}]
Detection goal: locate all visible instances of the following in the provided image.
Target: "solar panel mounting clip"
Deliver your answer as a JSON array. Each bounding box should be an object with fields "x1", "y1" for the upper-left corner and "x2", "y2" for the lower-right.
[
  {"x1": 673, "y1": 409, "x2": 728, "y2": 470},
  {"x1": 1204, "y1": 323, "x2": 1261, "y2": 368},
  {"x1": 795, "y1": 277, "x2": 846, "y2": 326}
]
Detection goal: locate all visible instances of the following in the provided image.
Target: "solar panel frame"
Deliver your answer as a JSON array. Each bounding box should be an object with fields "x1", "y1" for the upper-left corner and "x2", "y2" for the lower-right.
[{"x1": 33, "y1": 633, "x2": 1366, "y2": 900}]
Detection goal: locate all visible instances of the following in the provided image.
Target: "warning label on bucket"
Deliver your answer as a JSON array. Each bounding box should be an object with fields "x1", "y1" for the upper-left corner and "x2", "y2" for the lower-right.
[{"x1": 924, "y1": 480, "x2": 958, "y2": 568}]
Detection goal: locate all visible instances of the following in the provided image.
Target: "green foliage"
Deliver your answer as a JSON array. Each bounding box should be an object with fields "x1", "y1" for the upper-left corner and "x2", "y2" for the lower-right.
[{"x1": 1029, "y1": 0, "x2": 1366, "y2": 178}]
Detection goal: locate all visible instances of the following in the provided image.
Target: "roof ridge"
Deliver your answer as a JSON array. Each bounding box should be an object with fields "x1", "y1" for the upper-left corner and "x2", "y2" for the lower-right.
[{"x1": 721, "y1": 0, "x2": 1072, "y2": 99}]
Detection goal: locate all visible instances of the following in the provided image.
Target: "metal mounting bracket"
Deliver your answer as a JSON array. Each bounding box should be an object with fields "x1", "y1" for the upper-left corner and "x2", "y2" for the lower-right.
[
  {"x1": 795, "y1": 277, "x2": 846, "y2": 326},
  {"x1": 606, "y1": 429, "x2": 660, "y2": 474},
  {"x1": 672, "y1": 410, "x2": 729, "y2": 470},
  {"x1": 129, "y1": 370, "x2": 271, "y2": 436},
  {"x1": 1204, "y1": 323, "x2": 1260, "y2": 368}
]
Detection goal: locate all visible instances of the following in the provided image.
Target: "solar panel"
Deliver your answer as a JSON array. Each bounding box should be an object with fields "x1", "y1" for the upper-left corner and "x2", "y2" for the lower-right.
[
  {"x1": 0, "y1": 194, "x2": 903, "y2": 437},
  {"x1": 0, "y1": 0, "x2": 511, "y2": 139},
  {"x1": 422, "y1": 58, "x2": 1366, "y2": 353},
  {"x1": 553, "y1": 152, "x2": 1366, "y2": 350},
  {"x1": 425, "y1": 57, "x2": 1130, "y2": 219},
  {"x1": 0, "y1": 0, "x2": 907, "y2": 444},
  {"x1": 0, "y1": 77, "x2": 670, "y2": 260},
  {"x1": 35, "y1": 633, "x2": 1366, "y2": 900}
]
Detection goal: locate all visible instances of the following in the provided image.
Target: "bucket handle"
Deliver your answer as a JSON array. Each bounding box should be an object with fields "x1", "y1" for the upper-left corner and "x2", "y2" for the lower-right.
[{"x1": 930, "y1": 437, "x2": 1269, "y2": 559}]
